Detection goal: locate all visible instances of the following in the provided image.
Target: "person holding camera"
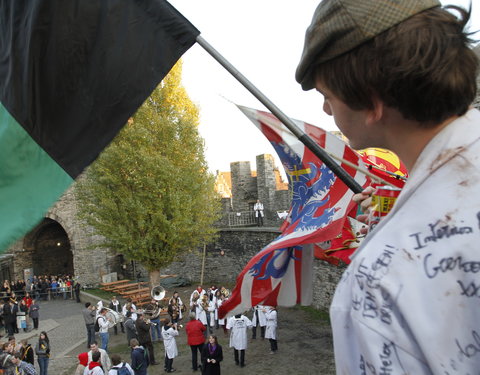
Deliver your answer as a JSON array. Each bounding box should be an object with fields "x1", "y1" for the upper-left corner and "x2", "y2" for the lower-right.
[{"x1": 161, "y1": 318, "x2": 179, "y2": 373}]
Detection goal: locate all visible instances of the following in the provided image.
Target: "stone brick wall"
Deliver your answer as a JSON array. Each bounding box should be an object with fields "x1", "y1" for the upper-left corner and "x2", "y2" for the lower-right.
[
  {"x1": 158, "y1": 228, "x2": 343, "y2": 311},
  {"x1": 230, "y1": 161, "x2": 256, "y2": 212},
  {"x1": 7, "y1": 183, "x2": 120, "y2": 286},
  {"x1": 256, "y1": 154, "x2": 276, "y2": 220}
]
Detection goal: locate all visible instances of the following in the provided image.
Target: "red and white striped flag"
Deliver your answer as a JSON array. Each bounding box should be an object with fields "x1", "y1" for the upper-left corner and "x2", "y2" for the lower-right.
[
  {"x1": 218, "y1": 105, "x2": 370, "y2": 318},
  {"x1": 219, "y1": 244, "x2": 313, "y2": 318}
]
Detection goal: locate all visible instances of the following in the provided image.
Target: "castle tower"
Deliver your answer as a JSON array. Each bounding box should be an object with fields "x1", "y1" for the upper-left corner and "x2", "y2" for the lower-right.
[
  {"x1": 255, "y1": 154, "x2": 277, "y2": 217},
  {"x1": 230, "y1": 161, "x2": 256, "y2": 212}
]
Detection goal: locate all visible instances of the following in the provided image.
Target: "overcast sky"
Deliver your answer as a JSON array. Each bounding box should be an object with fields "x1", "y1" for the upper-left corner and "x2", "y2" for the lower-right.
[{"x1": 169, "y1": 0, "x2": 479, "y2": 174}]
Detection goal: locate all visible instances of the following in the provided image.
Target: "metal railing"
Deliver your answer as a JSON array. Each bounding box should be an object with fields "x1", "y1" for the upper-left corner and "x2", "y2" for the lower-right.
[{"x1": 227, "y1": 211, "x2": 257, "y2": 227}]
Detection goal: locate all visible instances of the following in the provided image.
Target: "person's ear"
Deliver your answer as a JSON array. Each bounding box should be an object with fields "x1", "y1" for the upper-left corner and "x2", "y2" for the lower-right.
[{"x1": 366, "y1": 97, "x2": 384, "y2": 126}]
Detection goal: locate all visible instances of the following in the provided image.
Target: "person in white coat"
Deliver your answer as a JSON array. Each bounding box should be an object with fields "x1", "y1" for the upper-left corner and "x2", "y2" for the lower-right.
[
  {"x1": 251, "y1": 305, "x2": 266, "y2": 340},
  {"x1": 226, "y1": 314, "x2": 252, "y2": 367},
  {"x1": 195, "y1": 295, "x2": 208, "y2": 336},
  {"x1": 122, "y1": 299, "x2": 137, "y2": 322},
  {"x1": 207, "y1": 298, "x2": 216, "y2": 334},
  {"x1": 253, "y1": 200, "x2": 264, "y2": 226},
  {"x1": 190, "y1": 286, "x2": 206, "y2": 305},
  {"x1": 264, "y1": 307, "x2": 278, "y2": 354},
  {"x1": 161, "y1": 318, "x2": 179, "y2": 373}
]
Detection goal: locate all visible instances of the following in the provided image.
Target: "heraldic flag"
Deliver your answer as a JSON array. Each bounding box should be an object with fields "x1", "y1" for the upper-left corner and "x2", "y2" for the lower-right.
[
  {"x1": 219, "y1": 105, "x2": 369, "y2": 318},
  {"x1": 0, "y1": 0, "x2": 199, "y2": 251}
]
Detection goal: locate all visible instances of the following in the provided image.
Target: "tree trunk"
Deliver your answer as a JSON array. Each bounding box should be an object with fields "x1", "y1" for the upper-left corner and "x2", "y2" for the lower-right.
[{"x1": 149, "y1": 269, "x2": 161, "y2": 289}]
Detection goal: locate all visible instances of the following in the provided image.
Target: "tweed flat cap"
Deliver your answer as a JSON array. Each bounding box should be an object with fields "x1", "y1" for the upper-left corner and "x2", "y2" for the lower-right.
[{"x1": 296, "y1": 0, "x2": 441, "y2": 90}]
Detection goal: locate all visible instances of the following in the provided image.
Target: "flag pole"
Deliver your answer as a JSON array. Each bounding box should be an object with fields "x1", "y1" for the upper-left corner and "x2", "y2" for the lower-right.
[{"x1": 196, "y1": 35, "x2": 363, "y2": 194}]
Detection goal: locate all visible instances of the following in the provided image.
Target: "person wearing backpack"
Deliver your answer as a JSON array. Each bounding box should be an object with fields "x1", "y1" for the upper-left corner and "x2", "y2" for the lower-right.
[
  {"x1": 108, "y1": 354, "x2": 134, "y2": 375},
  {"x1": 97, "y1": 308, "x2": 111, "y2": 351},
  {"x1": 130, "y1": 339, "x2": 148, "y2": 375}
]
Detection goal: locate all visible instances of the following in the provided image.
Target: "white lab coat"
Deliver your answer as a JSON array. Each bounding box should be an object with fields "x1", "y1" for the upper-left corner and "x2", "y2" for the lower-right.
[
  {"x1": 162, "y1": 326, "x2": 179, "y2": 359},
  {"x1": 208, "y1": 300, "x2": 216, "y2": 327},
  {"x1": 195, "y1": 301, "x2": 207, "y2": 325},
  {"x1": 331, "y1": 109, "x2": 480, "y2": 375},
  {"x1": 177, "y1": 297, "x2": 184, "y2": 320},
  {"x1": 227, "y1": 315, "x2": 252, "y2": 350},
  {"x1": 251, "y1": 305, "x2": 267, "y2": 327},
  {"x1": 190, "y1": 289, "x2": 206, "y2": 304},
  {"x1": 254, "y1": 202, "x2": 264, "y2": 217},
  {"x1": 122, "y1": 302, "x2": 137, "y2": 321},
  {"x1": 265, "y1": 309, "x2": 277, "y2": 340}
]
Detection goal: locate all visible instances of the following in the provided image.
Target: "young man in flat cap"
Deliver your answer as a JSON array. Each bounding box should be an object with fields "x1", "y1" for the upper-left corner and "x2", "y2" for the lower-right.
[{"x1": 296, "y1": 0, "x2": 479, "y2": 374}]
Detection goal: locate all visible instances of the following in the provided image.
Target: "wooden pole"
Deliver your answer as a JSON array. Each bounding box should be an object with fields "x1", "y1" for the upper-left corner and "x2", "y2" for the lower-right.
[{"x1": 200, "y1": 244, "x2": 207, "y2": 285}]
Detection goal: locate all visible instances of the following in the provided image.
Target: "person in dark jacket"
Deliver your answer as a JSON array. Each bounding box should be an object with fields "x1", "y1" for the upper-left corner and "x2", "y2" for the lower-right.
[
  {"x1": 74, "y1": 280, "x2": 81, "y2": 303},
  {"x1": 130, "y1": 339, "x2": 148, "y2": 375},
  {"x1": 185, "y1": 312, "x2": 205, "y2": 372},
  {"x1": 124, "y1": 311, "x2": 137, "y2": 346},
  {"x1": 135, "y1": 312, "x2": 156, "y2": 365},
  {"x1": 201, "y1": 335, "x2": 223, "y2": 375},
  {"x1": 19, "y1": 339, "x2": 34, "y2": 365},
  {"x1": 3, "y1": 300, "x2": 17, "y2": 336},
  {"x1": 35, "y1": 331, "x2": 50, "y2": 375},
  {"x1": 28, "y1": 300, "x2": 40, "y2": 330}
]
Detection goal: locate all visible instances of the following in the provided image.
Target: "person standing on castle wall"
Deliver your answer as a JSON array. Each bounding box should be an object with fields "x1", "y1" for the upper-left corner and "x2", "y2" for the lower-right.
[{"x1": 253, "y1": 200, "x2": 264, "y2": 226}]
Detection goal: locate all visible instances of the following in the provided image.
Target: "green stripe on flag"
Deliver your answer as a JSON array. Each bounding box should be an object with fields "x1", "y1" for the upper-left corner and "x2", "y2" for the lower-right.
[{"x1": 0, "y1": 103, "x2": 73, "y2": 252}]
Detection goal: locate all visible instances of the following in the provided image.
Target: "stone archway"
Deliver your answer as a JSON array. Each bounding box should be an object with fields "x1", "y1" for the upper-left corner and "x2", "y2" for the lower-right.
[{"x1": 25, "y1": 218, "x2": 74, "y2": 276}]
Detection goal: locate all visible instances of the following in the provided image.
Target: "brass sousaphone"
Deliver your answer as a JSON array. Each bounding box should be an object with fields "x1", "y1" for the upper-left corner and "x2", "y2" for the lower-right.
[{"x1": 151, "y1": 285, "x2": 166, "y2": 301}]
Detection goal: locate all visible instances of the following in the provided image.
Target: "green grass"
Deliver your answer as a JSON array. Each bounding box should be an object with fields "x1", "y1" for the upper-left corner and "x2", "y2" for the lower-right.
[
  {"x1": 84, "y1": 288, "x2": 116, "y2": 300},
  {"x1": 296, "y1": 305, "x2": 330, "y2": 324}
]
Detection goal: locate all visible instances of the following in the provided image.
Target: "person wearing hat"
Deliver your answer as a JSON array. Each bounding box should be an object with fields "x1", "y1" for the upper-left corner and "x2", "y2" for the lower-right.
[{"x1": 296, "y1": 1, "x2": 479, "y2": 374}]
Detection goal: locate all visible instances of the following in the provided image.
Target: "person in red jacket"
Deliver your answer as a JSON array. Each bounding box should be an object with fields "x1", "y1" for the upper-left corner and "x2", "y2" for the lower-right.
[{"x1": 185, "y1": 312, "x2": 206, "y2": 372}]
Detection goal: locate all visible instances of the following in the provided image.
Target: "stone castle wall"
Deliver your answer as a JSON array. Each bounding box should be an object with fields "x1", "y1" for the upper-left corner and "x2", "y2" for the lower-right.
[
  {"x1": 7, "y1": 184, "x2": 120, "y2": 286},
  {"x1": 158, "y1": 228, "x2": 343, "y2": 311}
]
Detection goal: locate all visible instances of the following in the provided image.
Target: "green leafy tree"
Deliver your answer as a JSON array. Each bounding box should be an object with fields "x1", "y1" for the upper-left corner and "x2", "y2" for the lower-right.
[{"x1": 76, "y1": 61, "x2": 221, "y2": 285}]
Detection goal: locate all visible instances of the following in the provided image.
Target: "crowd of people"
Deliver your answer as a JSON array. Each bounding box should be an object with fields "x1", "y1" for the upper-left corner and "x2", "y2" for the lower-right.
[
  {"x1": 0, "y1": 332, "x2": 50, "y2": 375},
  {"x1": 1, "y1": 275, "x2": 81, "y2": 303},
  {"x1": 0, "y1": 275, "x2": 81, "y2": 338},
  {"x1": 0, "y1": 274, "x2": 81, "y2": 374},
  {"x1": 79, "y1": 285, "x2": 278, "y2": 374}
]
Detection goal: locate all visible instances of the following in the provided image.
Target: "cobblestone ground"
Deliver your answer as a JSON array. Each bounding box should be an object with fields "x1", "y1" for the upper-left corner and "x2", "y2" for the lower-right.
[{"x1": 29, "y1": 298, "x2": 87, "y2": 374}]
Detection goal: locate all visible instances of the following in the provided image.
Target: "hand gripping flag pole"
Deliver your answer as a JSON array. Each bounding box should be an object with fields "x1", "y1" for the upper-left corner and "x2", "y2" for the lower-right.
[{"x1": 195, "y1": 35, "x2": 364, "y2": 195}]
